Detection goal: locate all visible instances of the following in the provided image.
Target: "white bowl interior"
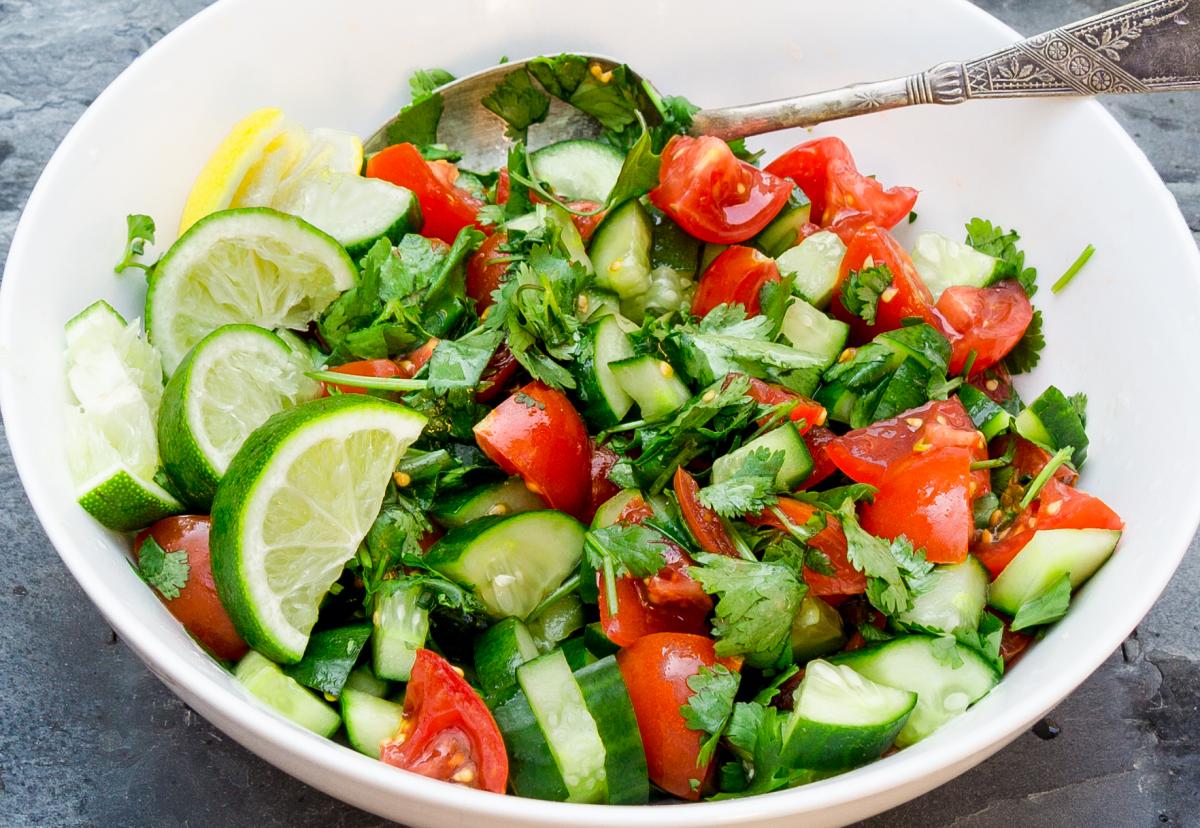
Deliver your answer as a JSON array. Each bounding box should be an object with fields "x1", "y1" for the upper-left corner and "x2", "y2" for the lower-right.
[{"x1": 3, "y1": 1, "x2": 1198, "y2": 826}]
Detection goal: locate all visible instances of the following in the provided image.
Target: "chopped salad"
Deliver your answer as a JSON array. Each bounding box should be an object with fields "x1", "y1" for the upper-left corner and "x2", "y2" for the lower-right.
[{"x1": 64, "y1": 54, "x2": 1123, "y2": 803}]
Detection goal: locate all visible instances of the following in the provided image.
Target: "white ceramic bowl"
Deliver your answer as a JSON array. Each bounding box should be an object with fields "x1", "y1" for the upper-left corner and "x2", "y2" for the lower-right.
[{"x1": 3, "y1": 0, "x2": 1198, "y2": 824}]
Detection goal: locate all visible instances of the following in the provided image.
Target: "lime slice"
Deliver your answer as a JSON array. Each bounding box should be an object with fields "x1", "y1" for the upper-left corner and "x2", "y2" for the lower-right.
[
  {"x1": 275, "y1": 172, "x2": 421, "y2": 258},
  {"x1": 146, "y1": 207, "x2": 355, "y2": 375},
  {"x1": 63, "y1": 301, "x2": 183, "y2": 530},
  {"x1": 210, "y1": 395, "x2": 426, "y2": 663},
  {"x1": 158, "y1": 324, "x2": 322, "y2": 509}
]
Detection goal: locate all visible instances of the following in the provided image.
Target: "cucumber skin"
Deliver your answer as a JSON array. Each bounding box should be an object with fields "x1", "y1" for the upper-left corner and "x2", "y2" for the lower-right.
[
  {"x1": 781, "y1": 705, "x2": 914, "y2": 771},
  {"x1": 574, "y1": 656, "x2": 650, "y2": 804},
  {"x1": 281, "y1": 623, "x2": 372, "y2": 696},
  {"x1": 475, "y1": 617, "x2": 539, "y2": 696},
  {"x1": 573, "y1": 316, "x2": 634, "y2": 429},
  {"x1": 488, "y1": 684, "x2": 571, "y2": 801}
]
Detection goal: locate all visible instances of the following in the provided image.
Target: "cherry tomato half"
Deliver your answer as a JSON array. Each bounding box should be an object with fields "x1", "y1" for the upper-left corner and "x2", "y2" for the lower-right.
[
  {"x1": 466, "y1": 232, "x2": 510, "y2": 315},
  {"x1": 764, "y1": 137, "x2": 854, "y2": 224},
  {"x1": 650, "y1": 136, "x2": 792, "y2": 244},
  {"x1": 380, "y1": 649, "x2": 508, "y2": 792},
  {"x1": 366, "y1": 143, "x2": 483, "y2": 244},
  {"x1": 822, "y1": 158, "x2": 918, "y2": 229},
  {"x1": 674, "y1": 466, "x2": 739, "y2": 556},
  {"x1": 833, "y1": 224, "x2": 934, "y2": 341},
  {"x1": 934, "y1": 281, "x2": 1033, "y2": 376},
  {"x1": 797, "y1": 426, "x2": 839, "y2": 491},
  {"x1": 692, "y1": 246, "x2": 781, "y2": 317},
  {"x1": 134, "y1": 516, "x2": 248, "y2": 661}
]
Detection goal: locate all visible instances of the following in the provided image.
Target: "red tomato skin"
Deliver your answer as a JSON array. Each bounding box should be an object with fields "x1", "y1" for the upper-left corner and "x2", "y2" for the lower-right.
[
  {"x1": 997, "y1": 614, "x2": 1034, "y2": 667},
  {"x1": 764, "y1": 137, "x2": 854, "y2": 224},
  {"x1": 934, "y1": 281, "x2": 1033, "y2": 376},
  {"x1": 134, "y1": 516, "x2": 248, "y2": 662},
  {"x1": 860, "y1": 447, "x2": 974, "y2": 564},
  {"x1": 650, "y1": 136, "x2": 792, "y2": 244},
  {"x1": 365, "y1": 143, "x2": 482, "y2": 244},
  {"x1": 586, "y1": 443, "x2": 621, "y2": 524},
  {"x1": 616, "y1": 634, "x2": 740, "y2": 800},
  {"x1": 321, "y1": 358, "x2": 404, "y2": 396},
  {"x1": 739, "y1": 375, "x2": 826, "y2": 434},
  {"x1": 797, "y1": 426, "x2": 839, "y2": 490},
  {"x1": 832, "y1": 224, "x2": 934, "y2": 341},
  {"x1": 692, "y1": 246, "x2": 781, "y2": 317},
  {"x1": 379, "y1": 649, "x2": 508, "y2": 793},
  {"x1": 466, "y1": 232, "x2": 509, "y2": 314},
  {"x1": 473, "y1": 382, "x2": 591, "y2": 519},
  {"x1": 475, "y1": 343, "x2": 522, "y2": 404},
  {"x1": 822, "y1": 158, "x2": 918, "y2": 229},
  {"x1": 749, "y1": 498, "x2": 867, "y2": 596},
  {"x1": 674, "y1": 466, "x2": 739, "y2": 556}
]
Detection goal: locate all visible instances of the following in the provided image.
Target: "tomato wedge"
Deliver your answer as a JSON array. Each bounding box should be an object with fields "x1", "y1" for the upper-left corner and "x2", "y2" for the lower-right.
[
  {"x1": 738, "y1": 375, "x2": 826, "y2": 434},
  {"x1": 674, "y1": 466, "x2": 739, "y2": 557},
  {"x1": 650, "y1": 136, "x2": 791, "y2": 244},
  {"x1": 616, "y1": 633, "x2": 741, "y2": 800},
  {"x1": 798, "y1": 426, "x2": 839, "y2": 491},
  {"x1": 365, "y1": 143, "x2": 483, "y2": 244},
  {"x1": 822, "y1": 158, "x2": 918, "y2": 229},
  {"x1": 832, "y1": 224, "x2": 934, "y2": 341},
  {"x1": 473, "y1": 382, "x2": 591, "y2": 519},
  {"x1": 320, "y1": 358, "x2": 405, "y2": 396},
  {"x1": 586, "y1": 442, "x2": 621, "y2": 524},
  {"x1": 380, "y1": 649, "x2": 507, "y2": 792},
  {"x1": 934, "y1": 281, "x2": 1033, "y2": 376},
  {"x1": 764, "y1": 137, "x2": 854, "y2": 224},
  {"x1": 134, "y1": 516, "x2": 248, "y2": 661},
  {"x1": 749, "y1": 498, "x2": 867, "y2": 596},
  {"x1": 859, "y1": 447, "x2": 974, "y2": 564},
  {"x1": 466, "y1": 231, "x2": 509, "y2": 314},
  {"x1": 692, "y1": 246, "x2": 781, "y2": 317}
]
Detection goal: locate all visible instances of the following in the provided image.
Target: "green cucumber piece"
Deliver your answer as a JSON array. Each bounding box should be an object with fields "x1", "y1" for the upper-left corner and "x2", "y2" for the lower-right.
[
  {"x1": 910, "y1": 232, "x2": 1004, "y2": 301},
  {"x1": 574, "y1": 655, "x2": 649, "y2": 804},
  {"x1": 775, "y1": 230, "x2": 846, "y2": 309},
  {"x1": 988, "y1": 528, "x2": 1121, "y2": 616},
  {"x1": 424, "y1": 511, "x2": 586, "y2": 619},
  {"x1": 528, "y1": 594, "x2": 586, "y2": 651},
  {"x1": 584, "y1": 621, "x2": 621, "y2": 658},
  {"x1": 579, "y1": 289, "x2": 622, "y2": 322},
  {"x1": 895, "y1": 556, "x2": 989, "y2": 639},
  {"x1": 589, "y1": 200, "x2": 653, "y2": 300},
  {"x1": 235, "y1": 650, "x2": 341, "y2": 737},
  {"x1": 711, "y1": 421, "x2": 812, "y2": 490},
  {"x1": 530, "y1": 139, "x2": 624, "y2": 202},
  {"x1": 282, "y1": 623, "x2": 372, "y2": 697},
  {"x1": 609, "y1": 355, "x2": 691, "y2": 421},
  {"x1": 489, "y1": 683, "x2": 570, "y2": 801},
  {"x1": 475, "y1": 617, "x2": 541, "y2": 696},
  {"x1": 815, "y1": 381, "x2": 858, "y2": 426},
  {"x1": 560, "y1": 636, "x2": 597, "y2": 671},
  {"x1": 790, "y1": 595, "x2": 847, "y2": 662},
  {"x1": 699, "y1": 243, "x2": 727, "y2": 273},
  {"x1": 831, "y1": 635, "x2": 1000, "y2": 746},
  {"x1": 344, "y1": 666, "x2": 391, "y2": 698},
  {"x1": 751, "y1": 189, "x2": 813, "y2": 257},
  {"x1": 779, "y1": 298, "x2": 849, "y2": 370},
  {"x1": 341, "y1": 688, "x2": 404, "y2": 759},
  {"x1": 372, "y1": 582, "x2": 429, "y2": 682},
  {"x1": 781, "y1": 660, "x2": 917, "y2": 770},
  {"x1": 430, "y1": 477, "x2": 547, "y2": 529},
  {"x1": 574, "y1": 314, "x2": 636, "y2": 428},
  {"x1": 958, "y1": 384, "x2": 1012, "y2": 441}
]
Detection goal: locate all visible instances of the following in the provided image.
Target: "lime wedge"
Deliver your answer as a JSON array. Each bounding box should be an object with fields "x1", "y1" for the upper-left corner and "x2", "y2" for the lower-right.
[
  {"x1": 63, "y1": 301, "x2": 183, "y2": 530},
  {"x1": 210, "y1": 395, "x2": 426, "y2": 663},
  {"x1": 158, "y1": 324, "x2": 322, "y2": 509},
  {"x1": 275, "y1": 172, "x2": 421, "y2": 258},
  {"x1": 146, "y1": 207, "x2": 355, "y2": 375}
]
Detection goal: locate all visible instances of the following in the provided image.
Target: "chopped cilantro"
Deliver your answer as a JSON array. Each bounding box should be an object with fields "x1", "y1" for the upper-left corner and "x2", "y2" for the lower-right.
[
  {"x1": 697, "y1": 447, "x2": 784, "y2": 517},
  {"x1": 837, "y1": 501, "x2": 933, "y2": 616},
  {"x1": 1010, "y1": 573, "x2": 1072, "y2": 631},
  {"x1": 114, "y1": 214, "x2": 156, "y2": 274},
  {"x1": 964, "y1": 217, "x2": 1038, "y2": 297},
  {"x1": 680, "y1": 664, "x2": 741, "y2": 766},
  {"x1": 136, "y1": 536, "x2": 189, "y2": 600},
  {"x1": 481, "y1": 69, "x2": 551, "y2": 139},
  {"x1": 1003, "y1": 307, "x2": 1045, "y2": 375},
  {"x1": 839, "y1": 264, "x2": 893, "y2": 326}
]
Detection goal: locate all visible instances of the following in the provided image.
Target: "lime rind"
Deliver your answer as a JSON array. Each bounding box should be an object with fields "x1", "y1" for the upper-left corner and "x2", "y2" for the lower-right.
[
  {"x1": 146, "y1": 207, "x2": 356, "y2": 375},
  {"x1": 211, "y1": 395, "x2": 426, "y2": 663}
]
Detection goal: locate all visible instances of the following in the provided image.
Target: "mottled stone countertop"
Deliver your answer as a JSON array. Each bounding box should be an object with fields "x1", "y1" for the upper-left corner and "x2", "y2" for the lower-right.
[{"x1": 0, "y1": 1, "x2": 1196, "y2": 825}]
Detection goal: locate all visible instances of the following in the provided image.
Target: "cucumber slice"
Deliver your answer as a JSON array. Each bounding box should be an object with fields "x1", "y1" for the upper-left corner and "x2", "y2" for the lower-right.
[
  {"x1": 781, "y1": 660, "x2": 917, "y2": 770},
  {"x1": 578, "y1": 289, "x2": 622, "y2": 322},
  {"x1": 609, "y1": 355, "x2": 691, "y2": 421},
  {"x1": 711, "y1": 421, "x2": 813, "y2": 490},
  {"x1": 518, "y1": 650, "x2": 608, "y2": 803},
  {"x1": 624, "y1": 264, "x2": 695, "y2": 323},
  {"x1": 277, "y1": 173, "x2": 422, "y2": 258},
  {"x1": 815, "y1": 381, "x2": 857, "y2": 427},
  {"x1": 831, "y1": 635, "x2": 1000, "y2": 746},
  {"x1": 751, "y1": 190, "x2": 813, "y2": 257},
  {"x1": 372, "y1": 581, "x2": 429, "y2": 682},
  {"x1": 775, "y1": 231, "x2": 847, "y2": 309},
  {"x1": 561, "y1": 636, "x2": 597, "y2": 671},
  {"x1": 779, "y1": 299, "x2": 850, "y2": 370},
  {"x1": 589, "y1": 200, "x2": 653, "y2": 300},
  {"x1": 574, "y1": 656, "x2": 649, "y2": 804},
  {"x1": 790, "y1": 595, "x2": 847, "y2": 662},
  {"x1": 430, "y1": 477, "x2": 547, "y2": 529},
  {"x1": 910, "y1": 232, "x2": 1003, "y2": 301},
  {"x1": 488, "y1": 683, "x2": 570, "y2": 801},
  {"x1": 504, "y1": 212, "x2": 543, "y2": 233},
  {"x1": 527, "y1": 594, "x2": 585, "y2": 651},
  {"x1": 475, "y1": 617, "x2": 541, "y2": 696},
  {"x1": 958, "y1": 384, "x2": 1012, "y2": 441},
  {"x1": 1014, "y1": 386, "x2": 1089, "y2": 468},
  {"x1": 341, "y1": 688, "x2": 404, "y2": 759},
  {"x1": 530, "y1": 139, "x2": 625, "y2": 202},
  {"x1": 424, "y1": 511, "x2": 586, "y2": 619},
  {"x1": 896, "y1": 556, "x2": 988, "y2": 639},
  {"x1": 988, "y1": 528, "x2": 1121, "y2": 616},
  {"x1": 344, "y1": 666, "x2": 390, "y2": 698},
  {"x1": 235, "y1": 650, "x2": 341, "y2": 737},
  {"x1": 651, "y1": 215, "x2": 702, "y2": 274},
  {"x1": 574, "y1": 314, "x2": 636, "y2": 428},
  {"x1": 282, "y1": 623, "x2": 372, "y2": 697}
]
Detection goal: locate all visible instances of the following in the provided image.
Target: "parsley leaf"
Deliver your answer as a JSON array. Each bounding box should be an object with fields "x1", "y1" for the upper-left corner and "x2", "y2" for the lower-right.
[
  {"x1": 839, "y1": 264, "x2": 893, "y2": 326},
  {"x1": 689, "y1": 551, "x2": 807, "y2": 668},
  {"x1": 1011, "y1": 573, "x2": 1072, "y2": 631},
  {"x1": 964, "y1": 218, "x2": 1038, "y2": 297},
  {"x1": 114, "y1": 214, "x2": 157, "y2": 274},
  {"x1": 136, "y1": 536, "x2": 189, "y2": 600},
  {"x1": 481, "y1": 69, "x2": 551, "y2": 139},
  {"x1": 1003, "y1": 307, "x2": 1044, "y2": 375},
  {"x1": 698, "y1": 447, "x2": 784, "y2": 517},
  {"x1": 681, "y1": 664, "x2": 742, "y2": 766}
]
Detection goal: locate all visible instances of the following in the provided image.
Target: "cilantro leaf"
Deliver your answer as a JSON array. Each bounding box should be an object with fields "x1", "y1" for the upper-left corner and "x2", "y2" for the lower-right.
[
  {"x1": 584, "y1": 523, "x2": 669, "y2": 580},
  {"x1": 839, "y1": 264, "x2": 893, "y2": 326},
  {"x1": 409, "y1": 68, "x2": 455, "y2": 99},
  {"x1": 698, "y1": 447, "x2": 784, "y2": 517},
  {"x1": 114, "y1": 213, "x2": 157, "y2": 274},
  {"x1": 714, "y1": 702, "x2": 813, "y2": 797},
  {"x1": 964, "y1": 217, "x2": 1038, "y2": 297},
  {"x1": 425, "y1": 328, "x2": 502, "y2": 393},
  {"x1": 758, "y1": 274, "x2": 796, "y2": 340},
  {"x1": 1069, "y1": 391, "x2": 1088, "y2": 428},
  {"x1": 1010, "y1": 573, "x2": 1072, "y2": 631},
  {"x1": 383, "y1": 68, "x2": 457, "y2": 148},
  {"x1": 136, "y1": 536, "x2": 189, "y2": 600},
  {"x1": 526, "y1": 54, "x2": 589, "y2": 99},
  {"x1": 569, "y1": 63, "x2": 648, "y2": 141},
  {"x1": 955, "y1": 610, "x2": 1005, "y2": 673},
  {"x1": 689, "y1": 551, "x2": 807, "y2": 668},
  {"x1": 793, "y1": 483, "x2": 878, "y2": 509},
  {"x1": 603, "y1": 115, "x2": 661, "y2": 210},
  {"x1": 681, "y1": 664, "x2": 742, "y2": 766},
  {"x1": 1003, "y1": 307, "x2": 1044, "y2": 375},
  {"x1": 837, "y1": 502, "x2": 933, "y2": 616},
  {"x1": 930, "y1": 634, "x2": 965, "y2": 668},
  {"x1": 481, "y1": 69, "x2": 551, "y2": 139},
  {"x1": 858, "y1": 622, "x2": 895, "y2": 644}
]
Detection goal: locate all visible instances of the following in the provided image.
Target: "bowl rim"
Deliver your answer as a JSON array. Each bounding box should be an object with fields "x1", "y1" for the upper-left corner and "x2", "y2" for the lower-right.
[{"x1": 4, "y1": 0, "x2": 1199, "y2": 823}]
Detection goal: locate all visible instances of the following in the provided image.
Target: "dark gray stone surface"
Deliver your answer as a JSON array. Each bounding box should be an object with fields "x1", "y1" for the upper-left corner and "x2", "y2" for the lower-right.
[{"x1": 0, "y1": 1, "x2": 1196, "y2": 825}]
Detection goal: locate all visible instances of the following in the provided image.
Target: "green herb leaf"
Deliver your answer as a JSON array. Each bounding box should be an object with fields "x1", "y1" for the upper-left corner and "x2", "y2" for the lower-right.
[
  {"x1": 1003, "y1": 307, "x2": 1044, "y2": 375},
  {"x1": 713, "y1": 702, "x2": 814, "y2": 797},
  {"x1": 426, "y1": 328, "x2": 503, "y2": 393},
  {"x1": 930, "y1": 635, "x2": 964, "y2": 668},
  {"x1": 838, "y1": 502, "x2": 933, "y2": 616},
  {"x1": 1051, "y1": 243, "x2": 1095, "y2": 294},
  {"x1": 526, "y1": 54, "x2": 589, "y2": 99},
  {"x1": 839, "y1": 264, "x2": 893, "y2": 326},
  {"x1": 964, "y1": 218, "x2": 1038, "y2": 297},
  {"x1": 681, "y1": 664, "x2": 742, "y2": 766},
  {"x1": 481, "y1": 69, "x2": 551, "y2": 139},
  {"x1": 792, "y1": 483, "x2": 878, "y2": 509},
  {"x1": 584, "y1": 523, "x2": 669, "y2": 580},
  {"x1": 698, "y1": 447, "x2": 785, "y2": 517},
  {"x1": 603, "y1": 114, "x2": 661, "y2": 210},
  {"x1": 409, "y1": 68, "x2": 455, "y2": 99},
  {"x1": 136, "y1": 536, "x2": 189, "y2": 600},
  {"x1": 1010, "y1": 573, "x2": 1072, "y2": 631},
  {"x1": 114, "y1": 214, "x2": 157, "y2": 274}
]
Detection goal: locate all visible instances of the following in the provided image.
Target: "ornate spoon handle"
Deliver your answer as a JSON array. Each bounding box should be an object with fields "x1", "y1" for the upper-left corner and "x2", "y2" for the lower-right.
[{"x1": 691, "y1": 0, "x2": 1199, "y2": 140}]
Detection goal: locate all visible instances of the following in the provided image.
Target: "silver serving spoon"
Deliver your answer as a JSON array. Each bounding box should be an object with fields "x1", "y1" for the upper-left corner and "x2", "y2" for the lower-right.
[{"x1": 365, "y1": 0, "x2": 1199, "y2": 172}]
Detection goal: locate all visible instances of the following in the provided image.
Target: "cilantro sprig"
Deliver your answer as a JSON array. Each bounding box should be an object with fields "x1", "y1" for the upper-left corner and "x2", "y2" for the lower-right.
[
  {"x1": 584, "y1": 523, "x2": 669, "y2": 616},
  {"x1": 114, "y1": 214, "x2": 157, "y2": 275},
  {"x1": 697, "y1": 447, "x2": 784, "y2": 517},
  {"x1": 839, "y1": 264, "x2": 893, "y2": 326},
  {"x1": 680, "y1": 664, "x2": 741, "y2": 766},
  {"x1": 136, "y1": 536, "x2": 189, "y2": 600}
]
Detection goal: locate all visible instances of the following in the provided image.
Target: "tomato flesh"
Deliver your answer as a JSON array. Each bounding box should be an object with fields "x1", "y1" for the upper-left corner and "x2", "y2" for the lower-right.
[
  {"x1": 674, "y1": 466, "x2": 738, "y2": 557},
  {"x1": 586, "y1": 442, "x2": 622, "y2": 524},
  {"x1": 134, "y1": 516, "x2": 248, "y2": 661},
  {"x1": 650, "y1": 136, "x2": 791, "y2": 244},
  {"x1": 365, "y1": 143, "x2": 483, "y2": 244},
  {"x1": 934, "y1": 281, "x2": 1033, "y2": 376},
  {"x1": 380, "y1": 649, "x2": 508, "y2": 792},
  {"x1": 764, "y1": 137, "x2": 854, "y2": 224},
  {"x1": 739, "y1": 375, "x2": 826, "y2": 434},
  {"x1": 466, "y1": 232, "x2": 509, "y2": 314},
  {"x1": 832, "y1": 224, "x2": 934, "y2": 341},
  {"x1": 822, "y1": 158, "x2": 918, "y2": 229},
  {"x1": 616, "y1": 633, "x2": 740, "y2": 800},
  {"x1": 692, "y1": 245, "x2": 781, "y2": 317},
  {"x1": 749, "y1": 498, "x2": 867, "y2": 596},
  {"x1": 798, "y1": 426, "x2": 839, "y2": 491}
]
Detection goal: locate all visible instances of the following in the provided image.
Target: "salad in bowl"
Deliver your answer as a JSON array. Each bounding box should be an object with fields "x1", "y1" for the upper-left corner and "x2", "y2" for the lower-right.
[{"x1": 61, "y1": 54, "x2": 1122, "y2": 804}]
